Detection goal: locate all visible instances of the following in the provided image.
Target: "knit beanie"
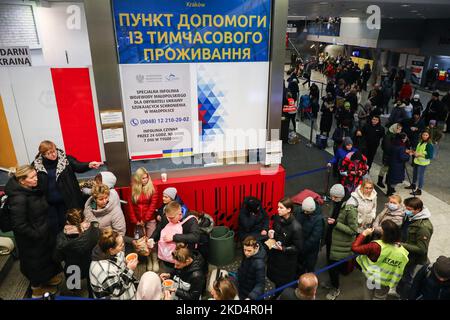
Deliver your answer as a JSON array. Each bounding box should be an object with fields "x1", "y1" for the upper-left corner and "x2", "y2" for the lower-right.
[
  {"x1": 343, "y1": 137, "x2": 353, "y2": 146},
  {"x1": 302, "y1": 197, "x2": 316, "y2": 212},
  {"x1": 330, "y1": 184, "x2": 345, "y2": 198},
  {"x1": 163, "y1": 187, "x2": 177, "y2": 200},
  {"x1": 433, "y1": 256, "x2": 450, "y2": 279}
]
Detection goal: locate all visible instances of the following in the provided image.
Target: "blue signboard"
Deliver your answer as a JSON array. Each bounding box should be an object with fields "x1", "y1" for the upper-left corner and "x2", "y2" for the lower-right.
[{"x1": 112, "y1": 0, "x2": 271, "y2": 64}]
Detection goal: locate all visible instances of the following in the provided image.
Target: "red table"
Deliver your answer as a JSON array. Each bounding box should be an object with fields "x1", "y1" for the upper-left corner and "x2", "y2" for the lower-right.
[{"x1": 117, "y1": 165, "x2": 285, "y2": 237}]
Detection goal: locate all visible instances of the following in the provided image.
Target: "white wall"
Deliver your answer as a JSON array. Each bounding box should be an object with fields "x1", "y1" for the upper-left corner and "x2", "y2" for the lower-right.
[
  {"x1": 34, "y1": 2, "x2": 92, "y2": 66},
  {"x1": 307, "y1": 17, "x2": 380, "y2": 48}
]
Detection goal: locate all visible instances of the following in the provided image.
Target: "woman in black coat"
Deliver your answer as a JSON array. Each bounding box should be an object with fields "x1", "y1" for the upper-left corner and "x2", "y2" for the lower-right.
[
  {"x1": 33, "y1": 140, "x2": 102, "y2": 235},
  {"x1": 266, "y1": 197, "x2": 303, "y2": 293},
  {"x1": 386, "y1": 133, "x2": 411, "y2": 196},
  {"x1": 320, "y1": 93, "x2": 335, "y2": 137},
  {"x1": 5, "y1": 165, "x2": 62, "y2": 298},
  {"x1": 362, "y1": 115, "x2": 385, "y2": 169}
]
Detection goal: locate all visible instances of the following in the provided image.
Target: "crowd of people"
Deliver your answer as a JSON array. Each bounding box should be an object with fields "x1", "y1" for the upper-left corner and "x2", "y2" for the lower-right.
[
  {"x1": 1, "y1": 111, "x2": 450, "y2": 301},
  {"x1": 2, "y1": 138, "x2": 449, "y2": 301}
]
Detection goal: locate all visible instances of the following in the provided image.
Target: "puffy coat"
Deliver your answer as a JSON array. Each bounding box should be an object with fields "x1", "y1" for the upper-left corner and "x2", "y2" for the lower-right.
[
  {"x1": 55, "y1": 222, "x2": 100, "y2": 279},
  {"x1": 266, "y1": 214, "x2": 303, "y2": 286},
  {"x1": 373, "y1": 204, "x2": 405, "y2": 234},
  {"x1": 34, "y1": 148, "x2": 90, "y2": 209},
  {"x1": 155, "y1": 195, "x2": 188, "y2": 221},
  {"x1": 238, "y1": 197, "x2": 269, "y2": 242},
  {"x1": 347, "y1": 185, "x2": 377, "y2": 233},
  {"x1": 339, "y1": 152, "x2": 369, "y2": 193},
  {"x1": 127, "y1": 186, "x2": 159, "y2": 224},
  {"x1": 409, "y1": 264, "x2": 450, "y2": 300},
  {"x1": 5, "y1": 177, "x2": 61, "y2": 284},
  {"x1": 330, "y1": 203, "x2": 358, "y2": 261},
  {"x1": 362, "y1": 122, "x2": 385, "y2": 148},
  {"x1": 401, "y1": 207, "x2": 433, "y2": 266},
  {"x1": 237, "y1": 244, "x2": 266, "y2": 300},
  {"x1": 170, "y1": 251, "x2": 206, "y2": 300},
  {"x1": 387, "y1": 143, "x2": 410, "y2": 185},
  {"x1": 84, "y1": 193, "x2": 126, "y2": 236}
]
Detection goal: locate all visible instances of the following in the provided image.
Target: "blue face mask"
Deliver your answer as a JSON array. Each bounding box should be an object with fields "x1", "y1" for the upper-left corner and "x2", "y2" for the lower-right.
[{"x1": 405, "y1": 210, "x2": 414, "y2": 217}]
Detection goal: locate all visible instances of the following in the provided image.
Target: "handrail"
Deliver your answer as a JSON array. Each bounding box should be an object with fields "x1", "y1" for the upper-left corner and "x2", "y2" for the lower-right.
[{"x1": 287, "y1": 38, "x2": 301, "y2": 61}]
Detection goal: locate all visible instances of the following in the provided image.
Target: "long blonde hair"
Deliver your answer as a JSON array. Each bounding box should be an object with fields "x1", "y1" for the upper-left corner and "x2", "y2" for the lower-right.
[
  {"x1": 131, "y1": 167, "x2": 155, "y2": 204},
  {"x1": 11, "y1": 165, "x2": 35, "y2": 181}
]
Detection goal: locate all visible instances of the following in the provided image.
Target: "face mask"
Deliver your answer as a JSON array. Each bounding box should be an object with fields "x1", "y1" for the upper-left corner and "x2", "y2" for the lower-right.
[
  {"x1": 405, "y1": 210, "x2": 414, "y2": 217},
  {"x1": 388, "y1": 203, "x2": 399, "y2": 211}
]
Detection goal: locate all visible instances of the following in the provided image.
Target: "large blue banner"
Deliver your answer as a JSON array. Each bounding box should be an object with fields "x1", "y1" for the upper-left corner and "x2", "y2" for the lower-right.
[{"x1": 112, "y1": 0, "x2": 271, "y2": 64}]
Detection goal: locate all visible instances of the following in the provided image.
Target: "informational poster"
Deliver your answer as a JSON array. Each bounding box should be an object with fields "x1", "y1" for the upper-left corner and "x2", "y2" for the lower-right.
[
  {"x1": 0, "y1": 47, "x2": 32, "y2": 67},
  {"x1": 119, "y1": 64, "x2": 197, "y2": 159},
  {"x1": 112, "y1": 0, "x2": 271, "y2": 159},
  {"x1": 406, "y1": 55, "x2": 425, "y2": 84}
]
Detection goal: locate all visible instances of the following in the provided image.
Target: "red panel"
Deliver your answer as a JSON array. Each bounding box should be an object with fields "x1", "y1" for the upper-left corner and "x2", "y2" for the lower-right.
[
  {"x1": 131, "y1": 154, "x2": 163, "y2": 160},
  {"x1": 51, "y1": 68, "x2": 101, "y2": 162},
  {"x1": 116, "y1": 165, "x2": 286, "y2": 237}
]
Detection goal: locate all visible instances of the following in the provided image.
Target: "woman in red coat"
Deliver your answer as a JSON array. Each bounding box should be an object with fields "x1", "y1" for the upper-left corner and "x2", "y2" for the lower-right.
[
  {"x1": 399, "y1": 81, "x2": 413, "y2": 101},
  {"x1": 128, "y1": 167, "x2": 159, "y2": 271}
]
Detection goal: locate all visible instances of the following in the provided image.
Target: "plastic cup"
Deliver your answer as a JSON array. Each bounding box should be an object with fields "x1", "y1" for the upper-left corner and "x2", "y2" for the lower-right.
[
  {"x1": 161, "y1": 173, "x2": 167, "y2": 182},
  {"x1": 147, "y1": 238, "x2": 155, "y2": 248},
  {"x1": 126, "y1": 253, "x2": 138, "y2": 263},
  {"x1": 162, "y1": 279, "x2": 174, "y2": 290},
  {"x1": 268, "y1": 230, "x2": 275, "y2": 239}
]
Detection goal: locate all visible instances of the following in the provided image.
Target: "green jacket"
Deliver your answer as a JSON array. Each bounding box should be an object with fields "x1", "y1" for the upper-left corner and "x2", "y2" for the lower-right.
[
  {"x1": 401, "y1": 208, "x2": 433, "y2": 266},
  {"x1": 330, "y1": 202, "x2": 358, "y2": 261}
]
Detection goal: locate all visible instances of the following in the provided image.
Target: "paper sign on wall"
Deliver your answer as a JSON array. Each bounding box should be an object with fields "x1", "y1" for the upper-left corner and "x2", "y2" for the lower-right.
[{"x1": 102, "y1": 128, "x2": 124, "y2": 143}]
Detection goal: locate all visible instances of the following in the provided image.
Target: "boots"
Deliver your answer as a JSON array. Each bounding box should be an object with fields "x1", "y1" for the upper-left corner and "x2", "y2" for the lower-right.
[
  {"x1": 386, "y1": 186, "x2": 396, "y2": 196},
  {"x1": 151, "y1": 252, "x2": 159, "y2": 273},
  {"x1": 377, "y1": 176, "x2": 386, "y2": 188}
]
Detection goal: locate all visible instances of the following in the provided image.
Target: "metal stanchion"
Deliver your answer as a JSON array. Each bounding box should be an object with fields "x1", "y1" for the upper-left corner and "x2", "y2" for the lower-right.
[{"x1": 306, "y1": 116, "x2": 314, "y2": 148}]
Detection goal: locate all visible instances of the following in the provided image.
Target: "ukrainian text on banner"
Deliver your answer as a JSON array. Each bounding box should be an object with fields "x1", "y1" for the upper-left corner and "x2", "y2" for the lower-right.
[{"x1": 112, "y1": 0, "x2": 271, "y2": 64}]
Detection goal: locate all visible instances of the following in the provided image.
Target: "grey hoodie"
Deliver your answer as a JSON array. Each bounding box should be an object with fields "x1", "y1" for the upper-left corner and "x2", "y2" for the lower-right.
[
  {"x1": 84, "y1": 191, "x2": 126, "y2": 236},
  {"x1": 411, "y1": 206, "x2": 431, "y2": 221},
  {"x1": 82, "y1": 172, "x2": 120, "y2": 203}
]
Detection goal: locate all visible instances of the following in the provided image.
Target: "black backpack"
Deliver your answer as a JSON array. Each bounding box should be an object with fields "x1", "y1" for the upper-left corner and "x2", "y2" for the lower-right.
[{"x1": 0, "y1": 195, "x2": 12, "y2": 233}]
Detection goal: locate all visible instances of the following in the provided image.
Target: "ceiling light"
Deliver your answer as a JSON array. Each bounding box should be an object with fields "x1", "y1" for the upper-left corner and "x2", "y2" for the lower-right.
[
  {"x1": 410, "y1": 10, "x2": 418, "y2": 13},
  {"x1": 319, "y1": 2, "x2": 328, "y2": 5},
  {"x1": 310, "y1": 44, "x2": 315, "y2": 49},
  {"x1": 349, "y1": 9, "x2": 357, "y2": 11},
  {"x1": 401, "y1": 4, "x2": 410, "y2": 7},
  {"x1": 389, "y1": 17, "x2": 394, "y2": 19}
]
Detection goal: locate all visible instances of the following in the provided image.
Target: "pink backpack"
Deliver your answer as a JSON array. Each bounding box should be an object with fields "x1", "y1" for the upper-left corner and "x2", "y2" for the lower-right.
[{"x1": 158, "y1": 215, "x2": 197, "y2": 263}]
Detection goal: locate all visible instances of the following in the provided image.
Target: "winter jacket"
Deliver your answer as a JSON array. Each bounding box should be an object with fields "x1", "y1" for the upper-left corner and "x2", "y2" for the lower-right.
[
  {"x1": 34, "y1": 148, "x2": 90, "y2": 209},
  {"x1": 89, "y1": 250, "x2": 137, "y2": 300},
  {"x1": 5, "y1": 177, "x2": 61, "y2": 284},
  {"x1": 401, "y1": 207, "x2": 433, "y2": 266},
  {"x1": 151, "y1": 212, "x2": 200, "y2": 251},
  {"x1": 426, "y1": 126, "x2": 443, "y2": 144},
  {"x1": 266, "y1": 214, "x2": 303, "y2": 286},
  {"x1": 84, "y1": 193, "x2": 126, "y2": 236},
  {"x1": 409, "y1": 264, "x2": 450, "y2": 300},
  {"x1": 127, "y1": 187, "x2": 159, "y2": 224},
  {"x1": 330, "y1": 202, "x2": 358, "y2": 261},
  {"x1": 237, "y1": 244, "x2": 266, "y2": 300},
  {"x1": 238, "y1": 197, "x2": 269, "y2": 241},
  {"x1": 55, "y1": 221, "x2": 100, "y2": 279},
  {"x1": 389, "y1": 105, "x2": 408, "y2": 126},
  {"x1": 170, "y1": 251, "x2": 206, "y2": 300},
  {"x1": 331, "y1": 127, "x2": 352, "y2": 148},
  {"x1": 339, "y1": 152, "x2": 369, "y2": 193},
  {"x1": 295, "y1": 204, "x2": 324, "y2": 254},
  {"x1": 155, "y1": 195, "x2": 188, "y2": 222},
  {"x1": 399, "y1": 83, "x2": 413, "y2": 101},
  {"x1": 362, "y1": 122, "x2": 385, "y2": 148},
  {"x1": 347, "y1": 185, "x2": 377, "y2": 233},
  {"x1": 387, "y1": 142, "x2": 410, "y2": 185},
  {"x1": 373, "y1": 204, "x2": 405, "y2": 234},
  {"x1": 403, "y1": 118, "x2": 425, "y2": 148},
  {"x1": 320, "y1": 99, "x2": 334, "y2": 133},
  {"x1": 329, "y1": 146, "x2": 358, "y2": 165},
  {"x1": 381, "y1": 126, "x2": 398, "y2": 164}
]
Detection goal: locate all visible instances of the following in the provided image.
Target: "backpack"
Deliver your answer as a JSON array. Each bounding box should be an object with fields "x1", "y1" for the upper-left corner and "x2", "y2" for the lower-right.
[
  {"x1": 158, "y1": 215, "x2": 197, "y2": 263},
  {"x1": 0, "y1": 195, "x2": 12, "y2": 233},
  {"x1": 299, "y1": 94, "x2": 311, "y2": 110}
]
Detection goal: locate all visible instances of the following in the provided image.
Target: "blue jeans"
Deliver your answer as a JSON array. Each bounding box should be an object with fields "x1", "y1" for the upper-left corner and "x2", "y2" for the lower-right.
[{"x1": 412, "y1": 165, "x2": 427, "y2": 190}]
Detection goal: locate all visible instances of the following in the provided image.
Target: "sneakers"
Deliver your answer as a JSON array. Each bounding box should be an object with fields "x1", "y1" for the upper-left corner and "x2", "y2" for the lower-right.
[
  {"x1": 46, "y1": 273, "x2": 63, "y2": 286},
  {"x1": 411, "y1": 189, "x2": 422, "y2": 195},
  {"x1": 326, "y1": 288, "x2": 341, "y2": 300},
  {"x1": 405, "y1": 184, "x2": 416, "y2": 190},
  {"x1": 31, "y1": 285, "x2": 57, "y2": 299}
]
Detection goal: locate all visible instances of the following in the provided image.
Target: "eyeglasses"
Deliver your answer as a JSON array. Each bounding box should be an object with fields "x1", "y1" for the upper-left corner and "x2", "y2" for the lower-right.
[{"x1": 44, "y1": 149, "x2": 56, "y2": 156}]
